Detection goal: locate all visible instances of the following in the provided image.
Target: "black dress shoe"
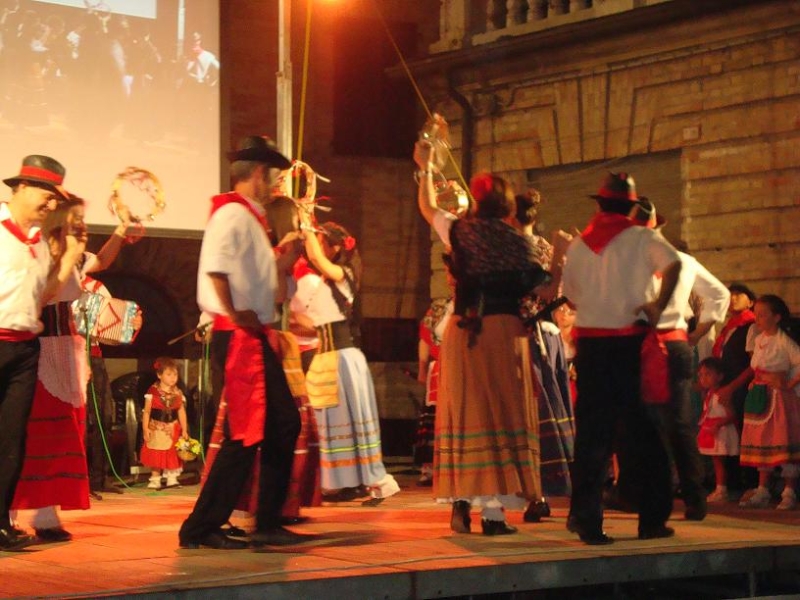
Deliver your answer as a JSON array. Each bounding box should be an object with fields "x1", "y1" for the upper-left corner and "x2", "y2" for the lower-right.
[
  {"x1": 684, "y1": 503, "x2": 707, "y2": 521},
  {"x1": 0, "y1": 527, "x2": 36, "y2": 551},
  {"x1": 638, "y1": 525, "x2": 675, "y2": 540},
  {"x1": 566, "y1": 515, "x2": 614, "y2": 545},
  {"x1": 180, "y1": 530, "x2": 249, "y2": 550},
  {"x1": 35, "y1": 527, "x2": 72, "y2": 542},
  {"x1": 220, "y1": 523, "x2": 248, "y2": 538},
  {"x1": 250, "y1": 526, "x2": 316, "y2": 547},
  {"x1": 450, "y1": 500, "x2": 471, "y2": 533},
  {"x1": 523, "y1": 499, "x2": 551, "y2": 523},
  {"x1": 481, "y1": 519, "x2": 518, "y2": 536},
  {"x1": 279, "y1": 515, "x2": 310, "y2": 526}
]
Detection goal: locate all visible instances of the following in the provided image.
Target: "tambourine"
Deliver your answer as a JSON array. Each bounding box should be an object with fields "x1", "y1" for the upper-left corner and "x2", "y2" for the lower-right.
[
  {"x1": 108, "y1": 167, "x2": 165, "y2": 242},
  {"x1": 275, "y1": 160, "x2": 331, "y2": 220}
]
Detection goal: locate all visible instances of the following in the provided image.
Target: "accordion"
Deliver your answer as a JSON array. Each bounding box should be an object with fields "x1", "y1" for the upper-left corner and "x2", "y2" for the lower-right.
[{"x1": 72, "y1": 292, "x2": 140, "y2": 345}]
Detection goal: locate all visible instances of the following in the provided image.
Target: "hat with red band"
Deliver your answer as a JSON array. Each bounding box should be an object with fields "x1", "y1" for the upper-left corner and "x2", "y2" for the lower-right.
[
  {"x1": 3, "y1": 155, "x2": 68, "y2": 200},
  {"x1": 589, "y1": 172, "x2": 640, "y2": 202}
]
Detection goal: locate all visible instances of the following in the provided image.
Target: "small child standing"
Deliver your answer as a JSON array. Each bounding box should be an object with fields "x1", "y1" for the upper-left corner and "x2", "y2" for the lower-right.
[
  {"x1": 696, "y1": 357, "x2": 740, "y2": 502},
  {"x1": 140, "y1": 358, "x2": 188, "y2": 489}
]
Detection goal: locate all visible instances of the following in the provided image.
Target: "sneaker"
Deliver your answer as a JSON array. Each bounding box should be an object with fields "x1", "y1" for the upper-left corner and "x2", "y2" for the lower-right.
[
  {"x1": 164, "y1": 478, "x2": 181, "y2": 488},
  {"x1": 147, "y1": 477, "x2": 162, "y2": 490},
  {"x1": 739, "y1": 487, "x2": 770, "y2": 508},
  {"x1": 707, "y1": 487, "x2": 728, "y2": 503},
  {"x1": 777, "y1": 489, "x2": 797, "y2": 511}
]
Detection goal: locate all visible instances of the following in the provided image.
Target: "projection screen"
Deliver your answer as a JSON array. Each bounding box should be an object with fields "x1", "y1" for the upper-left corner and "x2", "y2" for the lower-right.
[{"x1": 0, "y1": 0, "x2": 220, "y2": 235}]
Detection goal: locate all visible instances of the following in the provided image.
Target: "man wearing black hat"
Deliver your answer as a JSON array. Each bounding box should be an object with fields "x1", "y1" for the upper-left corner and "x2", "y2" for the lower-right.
[
  {"x1": 0, "y1": 155, "x2": 86, "y2": 551},
  {"x1": 561, "y1": 173, "x2": 681, "y2": 544},
  {"x1": 179, "y1": 136, "x2": 303, "y2": 550}
]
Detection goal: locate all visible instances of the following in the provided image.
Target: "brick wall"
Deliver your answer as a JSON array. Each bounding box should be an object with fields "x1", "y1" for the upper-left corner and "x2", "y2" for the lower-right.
[{"x1": 420, "y1": 0, "x2": 800, "y2": 308}]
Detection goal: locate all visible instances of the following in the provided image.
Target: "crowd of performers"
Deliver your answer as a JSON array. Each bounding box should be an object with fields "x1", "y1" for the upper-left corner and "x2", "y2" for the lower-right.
[{"x1": 1, "y1": 133, "x2": 799, "y2": 552}]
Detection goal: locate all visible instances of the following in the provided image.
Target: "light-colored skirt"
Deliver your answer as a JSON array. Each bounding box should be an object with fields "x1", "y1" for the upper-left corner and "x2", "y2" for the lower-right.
[
  {"x1": 314, "y1": 347, "x2": 391, "y2": 492},
  {"x1": 434, "y1": 314, "x2": 541, "y2": 505}
]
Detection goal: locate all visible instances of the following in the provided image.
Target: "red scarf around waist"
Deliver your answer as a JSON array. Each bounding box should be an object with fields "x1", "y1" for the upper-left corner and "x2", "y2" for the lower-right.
[
  {"x1": 0, "y1": 329, "x2": 36, "y2": 341},
  {"x1": 580, "y1": 212, "x2": 634, "y2": 254},
  {"x1": 223, "y1": 324, "x2": 271, "y2": 447}
]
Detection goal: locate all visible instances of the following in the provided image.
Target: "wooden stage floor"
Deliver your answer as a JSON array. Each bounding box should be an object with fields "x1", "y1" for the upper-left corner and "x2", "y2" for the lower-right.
[{"x1": 3, "y1": 471, "x2": 800, "y2": 599}]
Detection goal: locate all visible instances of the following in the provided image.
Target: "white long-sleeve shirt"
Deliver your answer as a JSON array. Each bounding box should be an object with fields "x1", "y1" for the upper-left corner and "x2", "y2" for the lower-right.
[{"x1": 649, "y1": 251, "x2": 730, "y2": 331}]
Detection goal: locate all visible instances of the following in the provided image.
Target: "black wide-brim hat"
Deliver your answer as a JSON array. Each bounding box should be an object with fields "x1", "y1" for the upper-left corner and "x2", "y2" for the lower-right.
[
  {"x1": 3, "y1": 154, "x2": 68, "y2": 200},
  {"x1": 226, "y1": 135, "x2": 291, "y2": 170},
  {"x1": 589, "y1": 172, "x2": 640, "y2": 202}
]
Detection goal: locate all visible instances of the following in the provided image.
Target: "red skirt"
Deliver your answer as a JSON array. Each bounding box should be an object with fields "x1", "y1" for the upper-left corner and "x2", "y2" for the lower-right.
[
  {"x1": 139, "y1": 420, "x2": 182, "y2": 470},
  {"x1": 12, "y1": 382, "x2": 90, "y2": 511}
]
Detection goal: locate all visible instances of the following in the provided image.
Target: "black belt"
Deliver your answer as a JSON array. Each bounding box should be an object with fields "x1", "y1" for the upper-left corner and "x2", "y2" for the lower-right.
[
  {"x1": 150, "y1": 408, "x2": 176, "y2": 423},
  {"x1": 316, "y1": 321, "x2": 354, "y2": 353}
]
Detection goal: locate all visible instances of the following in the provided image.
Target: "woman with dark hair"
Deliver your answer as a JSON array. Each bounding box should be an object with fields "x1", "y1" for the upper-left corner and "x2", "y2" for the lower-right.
[
  {"x1": 414, "y1": 141, "x2": 550, "y2": 535},
  {"x1": 291, "y1": 215, "x2": 399, "y2": 501},
  {"x1": 512, "y1": 192, "x2": 575, "y2": 514}
]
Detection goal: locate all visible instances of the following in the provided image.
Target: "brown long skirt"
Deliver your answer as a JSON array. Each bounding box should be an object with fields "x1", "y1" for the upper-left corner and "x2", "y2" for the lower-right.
[{"x1": 434, "y1": 314, "x2": 541, "y2": 503}]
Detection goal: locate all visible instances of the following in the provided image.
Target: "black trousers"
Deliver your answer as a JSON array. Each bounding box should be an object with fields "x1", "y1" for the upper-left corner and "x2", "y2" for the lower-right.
[
  {"x1": 179, "y1": 330, "x2": 300, "y2": 543},
  {"x1": 657, "y1": 340, "x2": 706, "y2": 507},
  {"x1": 86, "y1": 354, "x2": 114, "y2": 491},
  {"x1": 0, "y1": 338, "x2": 40, "y2": 529},
  {"x1": 616, "y1": 340, "x2": 707, "y2": 510},
  {"x1": 569, "y1": 335, "x2": 673, "y2": 534}
]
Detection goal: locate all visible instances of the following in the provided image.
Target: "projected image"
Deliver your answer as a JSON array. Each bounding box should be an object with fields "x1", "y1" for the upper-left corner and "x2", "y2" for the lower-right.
[{"x1": 0, "y1": 0, "x2": 220, "y2": 233}]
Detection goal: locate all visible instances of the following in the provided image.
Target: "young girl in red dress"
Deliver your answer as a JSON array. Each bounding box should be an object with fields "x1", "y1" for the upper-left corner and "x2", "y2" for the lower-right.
[{"x1": 141, "y1": 358, "x2": 188, "y2": 489}]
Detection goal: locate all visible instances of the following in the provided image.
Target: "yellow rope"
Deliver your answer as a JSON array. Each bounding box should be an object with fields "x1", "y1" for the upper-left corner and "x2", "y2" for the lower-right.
[
  {"x1": 369, "y1": 0, "x2": 473, "y2": 200},
  {"x1": 296, "y1": 0, "x2": 314, "y2": 164}
]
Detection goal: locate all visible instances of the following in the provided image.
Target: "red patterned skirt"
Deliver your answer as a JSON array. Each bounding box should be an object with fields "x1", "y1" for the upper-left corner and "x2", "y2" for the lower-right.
[{"x1": 12, "y1": 382, "x2": 90, "y2": 511}]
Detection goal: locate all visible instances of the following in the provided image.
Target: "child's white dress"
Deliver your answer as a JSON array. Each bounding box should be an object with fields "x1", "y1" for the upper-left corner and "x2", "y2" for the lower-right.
[{"x1": 698, "y1": 390, "x2": 740, "y2": 456}]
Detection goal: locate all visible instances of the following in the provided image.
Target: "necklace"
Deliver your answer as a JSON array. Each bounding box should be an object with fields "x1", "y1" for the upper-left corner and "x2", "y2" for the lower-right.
[{"x1": 159, "y1": 386, "x2": 177, "y2": 408}]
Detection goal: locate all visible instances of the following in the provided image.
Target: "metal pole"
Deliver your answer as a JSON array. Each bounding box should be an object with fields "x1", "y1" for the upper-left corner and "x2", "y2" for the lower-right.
[
  {"x1": 176, "y1": 0, "x2": 185, "y2": 61},
  {"x1": 277, "y1": 0, "x2": 293, "y2": 158}
]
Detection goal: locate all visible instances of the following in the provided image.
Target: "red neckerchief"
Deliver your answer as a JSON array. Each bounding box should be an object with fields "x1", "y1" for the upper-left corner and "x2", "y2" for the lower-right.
[
  {"x1": 580, "y1": 212, "x2": 635, "y2": 254},
  {"x1": 209, "y1": 192, "x2": 269, "y2": 234},
  {"x1": 1, "y1": 216, "x2": 40, "y2": 258},
  {"x1": 712, "y1": 309, "x2": 755, "y2": 358}
]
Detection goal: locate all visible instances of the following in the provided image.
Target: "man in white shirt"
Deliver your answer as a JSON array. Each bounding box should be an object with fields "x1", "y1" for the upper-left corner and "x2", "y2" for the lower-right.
[
  {"x1": 0, "y1": 155, "x2": 84, "y2": 551},
  {"x1": 617, "y1": 200, "x2": 730, "y2": 521},
  {"x1": 562, "y1": 173, "x2": 681, "y2": 545},
  {"x1": 179, "y1": 136, "x2": 302, "y2": 550}
]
